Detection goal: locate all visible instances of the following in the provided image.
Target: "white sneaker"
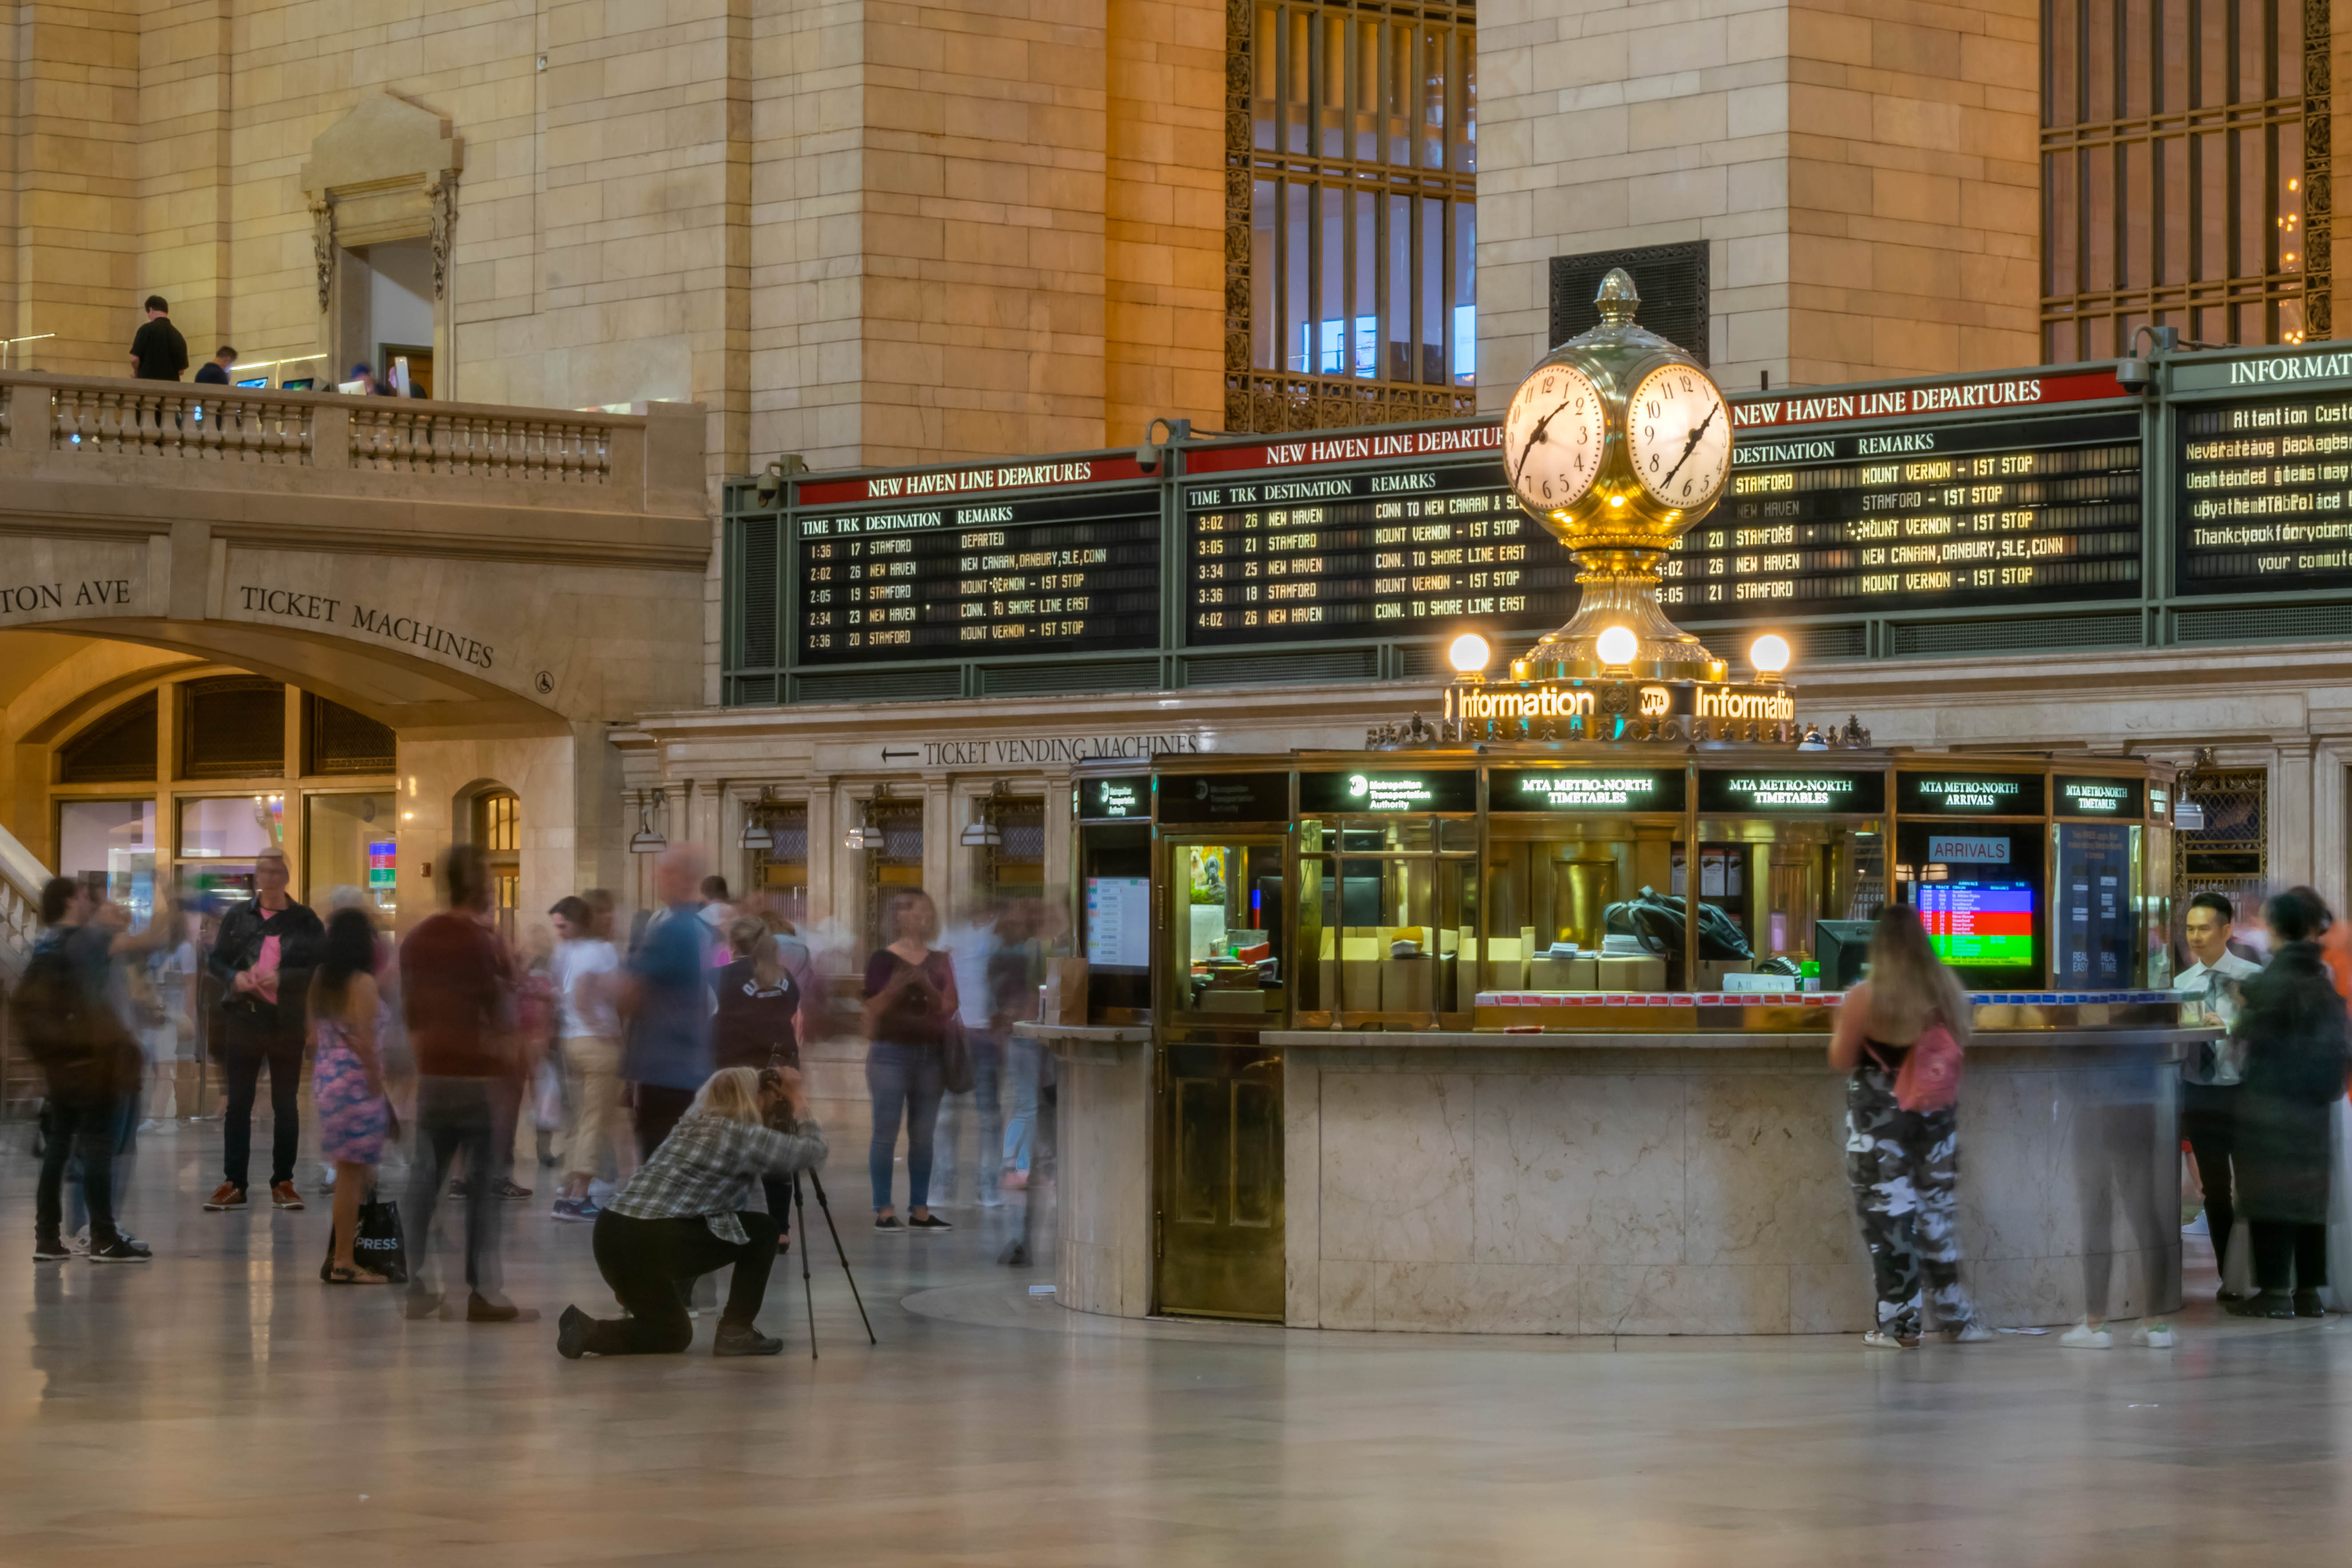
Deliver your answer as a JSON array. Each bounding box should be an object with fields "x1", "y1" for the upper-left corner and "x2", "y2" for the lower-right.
[
  {"x1": 1862, "y1": 1330, "x2": 1916, "y2": 1350},
  {"x1": 2134, "y1": 1322, "x2": 2176, "y2": 1349},
  {"x1": 2061, "y1": 1321, "x2": 2113, "y2": 1349},
  {"x1": 2182, "y1": 1212, "x2": 2210, "y2": 1236},
  {"x1": 1948, "y1": 1321, "x2": 1996, "y2": 1343}
]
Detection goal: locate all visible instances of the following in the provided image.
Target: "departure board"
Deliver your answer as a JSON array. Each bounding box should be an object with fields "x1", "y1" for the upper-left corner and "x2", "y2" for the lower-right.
[
  {"x1": 2177, "y1": 391, "x2": 2352, "y2": 593},
  {"x1": 1670, "y1": 411, "x2": 2143, "y2": 620},
  {"x1": 1181, "y1": 459, "x2": 1578, "y2": 646},
  {"x1": 794, "y1": 487, "x2": 1160, "y2": 665}
]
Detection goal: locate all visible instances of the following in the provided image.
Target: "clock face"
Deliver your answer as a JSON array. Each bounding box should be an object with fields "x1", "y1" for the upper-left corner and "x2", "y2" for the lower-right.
[
  {"x1": 1503, "y1": 364, "x2": 1604, "y2": 515},
  {"x1": 1626, "y1": 364, "x2": 1732, "y2": 511}
]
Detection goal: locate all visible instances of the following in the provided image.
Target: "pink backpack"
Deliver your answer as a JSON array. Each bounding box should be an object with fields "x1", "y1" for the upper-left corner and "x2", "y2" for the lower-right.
[{"x1": 1893, "y1": 1017, "x2": 1963, "y2": 1112}]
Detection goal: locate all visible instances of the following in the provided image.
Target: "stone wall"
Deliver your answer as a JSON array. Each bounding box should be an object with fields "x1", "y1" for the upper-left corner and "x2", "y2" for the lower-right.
[{"x1": 1479, "y1": 0, "x2": 2041, "y2": 403}]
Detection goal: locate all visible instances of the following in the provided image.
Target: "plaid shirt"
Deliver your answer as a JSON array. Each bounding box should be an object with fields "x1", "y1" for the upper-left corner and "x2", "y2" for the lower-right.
[{"x1": 606, "y1": 1113, "x2": 828, "y2": 1244}]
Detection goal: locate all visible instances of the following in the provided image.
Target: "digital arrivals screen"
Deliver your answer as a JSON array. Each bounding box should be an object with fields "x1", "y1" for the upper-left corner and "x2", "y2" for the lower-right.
[
  {"x1": 2177, "y1": 392, "x2": 2352, "y2": 593},
  {"x1": 1676, "y1": 411, "x2": 2142, "y2": 620},
  {"x1": 1916, "y1": 881, "x2": 2036, "y2": 968},
  {"x1": 1180, "y1": 458, "x2": 1577, "y2": 647},
  {"x1": 793, "y1": 487, "x2": 1160, "y2": 665}
]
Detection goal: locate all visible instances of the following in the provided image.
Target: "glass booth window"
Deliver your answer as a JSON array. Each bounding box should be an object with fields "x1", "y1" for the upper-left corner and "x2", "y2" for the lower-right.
[
  {"x1": 58, "y1": 800, "x2": 157, "y2": 922},
  {"x1": 752, "y1": 803, "x2": 809, "y2": 930},
  {"x1": 1296, "y1": 813, "x2": 1477, "y2": 1023},
  {"x1": 178, "y1": 794, "x2": 286, "y2": 859},
  {"x1": 1485, "y1": 818, "x2": 1683, "y2": 990},
  {"x1": 307, "y1": 792, "x2": 398, "y2": 919},
  {"x1": 1171, "y1": 843, "x2": 1287, "y2": 1018}
]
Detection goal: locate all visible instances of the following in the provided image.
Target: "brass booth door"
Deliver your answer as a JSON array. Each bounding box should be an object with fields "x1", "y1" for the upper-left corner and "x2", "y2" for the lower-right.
[{"x1": 1156, "y1": 1041, "x2": 1284, "y2": 1320}]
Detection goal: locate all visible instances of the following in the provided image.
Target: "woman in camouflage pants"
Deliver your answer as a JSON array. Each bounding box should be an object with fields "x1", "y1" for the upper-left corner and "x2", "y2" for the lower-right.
[{"x1": 1828, "y1": 907, "x2": 1987, "y2": 1349}]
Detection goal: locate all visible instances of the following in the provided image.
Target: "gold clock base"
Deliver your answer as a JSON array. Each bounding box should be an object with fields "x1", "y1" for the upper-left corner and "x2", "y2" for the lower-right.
[{"x1": 1511, "y1": 564, "x2": 1726, "y2": 683}]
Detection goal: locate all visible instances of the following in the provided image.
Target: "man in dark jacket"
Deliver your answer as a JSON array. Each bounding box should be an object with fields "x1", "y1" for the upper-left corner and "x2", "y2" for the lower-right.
[
  {"x1": 193, "y1": 346, "x2": 238, "y2": 384},
  {"x1": 128, "y1": 295, "x2": 188, "y2": 380},
  {"x1": 21, "y1": 877, "x2": 157, "y2": 1262},
  {"x1": 203, "y1": 848, "x2": 323, "y2": 1212}
]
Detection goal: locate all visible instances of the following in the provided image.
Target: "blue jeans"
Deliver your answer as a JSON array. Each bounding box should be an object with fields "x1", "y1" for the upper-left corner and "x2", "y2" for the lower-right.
[
  {"x1": 1002, "y1": 1035, "x2": 1041, "y2": 1173},
  {"x1": 933, "y1": 1035, "x2": 1003, "y2": 1202},
  {"x1": 867, "y1": 1040, "x2": 945, "y2": 1211}
]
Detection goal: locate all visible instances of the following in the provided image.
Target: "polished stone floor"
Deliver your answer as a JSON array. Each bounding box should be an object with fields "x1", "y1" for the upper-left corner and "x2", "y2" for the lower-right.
[{"x1": 5, "y1": 1114, "x2": 2351, "y2": 1566}]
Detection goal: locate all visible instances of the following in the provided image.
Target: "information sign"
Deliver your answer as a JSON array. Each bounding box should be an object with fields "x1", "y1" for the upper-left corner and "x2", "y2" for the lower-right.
[
  {"x1": 1898, "y1": 772, "x2": 2048, "y2": 815},
  {"x1": 1080, "y1": 776, "x2": 1151, "y2": 820},
  {"x1": 2055, "y1": 775, "x2": 2144, "y2": 817},
  {"x1": 1917, "y1": 881, "x2": 2036, "y2": 967},
  {"x1": 1297, "y1": 770, "x2": 1478, "y2": 814},
  {"x1": 1697, "y1": 770, "x2": 1887, "y2": 814},
  {"x1": 2176, "y1": 391, "x2": 2352, "y2": 593}
]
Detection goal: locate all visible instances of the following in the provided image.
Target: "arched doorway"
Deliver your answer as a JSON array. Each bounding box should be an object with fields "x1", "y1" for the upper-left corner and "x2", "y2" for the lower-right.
[{"x1": 472, "y1": 786, "x2": 522, "y2": 944}]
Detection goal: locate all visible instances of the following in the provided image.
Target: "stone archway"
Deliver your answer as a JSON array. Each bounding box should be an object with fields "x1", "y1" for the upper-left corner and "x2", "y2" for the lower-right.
[{"x1": 301, "y1": 92, "x2": 464, "y2": 396}]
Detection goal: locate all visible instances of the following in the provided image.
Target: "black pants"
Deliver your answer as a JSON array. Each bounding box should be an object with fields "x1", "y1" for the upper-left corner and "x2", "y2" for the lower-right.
[
  {"x1": 403, "y1": 1076, "x2": 511, "y2": 1297},
  {"x1": 582, "y1": 1209, "x2": 779, "y2": 1353},
  {"x1": 2251, "y1": 1221, "x2": 2329, "y2": 1293},
  {"x1": 761, "y1": 1175, "x2": 793, "y2": 1240},
  {"x1": 634, "y1": 1083, "x2": 695, "y2": 1162},
  {"x1": 222, "y1": 1015, "x2": 303, "y2": 1191},
  {"x1": 37, "y1": 1092, "x2": 122, "y2": 1246},
  {"x1": 2182, "y1": 1081, "x2": 2240, "y2": 1274}
]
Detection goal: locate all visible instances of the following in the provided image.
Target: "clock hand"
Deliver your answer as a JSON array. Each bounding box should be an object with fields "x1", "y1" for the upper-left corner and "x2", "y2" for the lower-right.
[
  {"x1": 1656, "y1": 403, "x2": 1721, "y2": 491},
  {"x1": 1511, "y1": 397, "x2": 1576, "y2": 491}
]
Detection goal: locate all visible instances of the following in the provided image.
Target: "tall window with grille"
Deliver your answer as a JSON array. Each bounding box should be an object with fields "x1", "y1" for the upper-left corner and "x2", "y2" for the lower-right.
[
  {"x1": 1228, "y1": 0, "x2": 1477, "y2": 432},
  {"x1": 2041, "y1": 0, "x2": 2330, "y2": 358}
]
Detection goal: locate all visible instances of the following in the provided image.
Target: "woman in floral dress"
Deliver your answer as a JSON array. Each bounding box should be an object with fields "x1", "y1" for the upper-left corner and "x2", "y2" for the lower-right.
[{"x1": 311, "y1": 907, "x2": 391, "y2": 1282}]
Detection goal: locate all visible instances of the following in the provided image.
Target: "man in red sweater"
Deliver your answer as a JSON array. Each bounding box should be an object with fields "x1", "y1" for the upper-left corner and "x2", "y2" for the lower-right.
[{"x1": 399, "y1": 844, "x2": 530, "y2": 1322}]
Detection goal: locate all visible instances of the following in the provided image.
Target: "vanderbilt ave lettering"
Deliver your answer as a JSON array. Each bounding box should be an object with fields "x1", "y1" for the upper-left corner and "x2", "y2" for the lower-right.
[
  {"x1": 236, "y1": 583, "x2": 494, "y2": 670},
  {"x1": 0, "y1": 578, "x2": 133, "y2": 615}
]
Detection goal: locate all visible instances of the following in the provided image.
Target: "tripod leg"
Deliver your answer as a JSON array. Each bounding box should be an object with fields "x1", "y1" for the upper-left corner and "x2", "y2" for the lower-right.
[
  {"x1": 791, "y1": 1173, "x2": 817, "y2": 1360},
  {"x1": 805, "y1": 1169, "x2": 878, "y2": 1345}
]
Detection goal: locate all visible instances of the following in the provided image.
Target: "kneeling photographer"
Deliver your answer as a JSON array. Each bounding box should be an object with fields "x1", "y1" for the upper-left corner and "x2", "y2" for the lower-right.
[{"x1": 557, "y1": 1065, "x2": 825, "y2": 1359}]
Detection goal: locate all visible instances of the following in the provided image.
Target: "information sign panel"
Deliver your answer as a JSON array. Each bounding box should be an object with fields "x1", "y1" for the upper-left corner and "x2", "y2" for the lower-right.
[
  {"x1": 1488, "y1": 767, "x2": 1688, "y2": 812},
  {"x1": 1297, "y1": 770, "x2": 1478, "y2": 814},
  {"x1": 1079, "y1": 776, "x2": 1151, "y2": 820},
  {"x1": 1672, "y1": 411, "x2": 2143, "y2": 621},
  {"x1": 2176, "y1": 391, "x2": 2352, "y2": 593},
  {"x1": 1898, "y1": 772, "x2": 2049, "y2": 816},
  {"x1": 793, "y1": 487, "x2": 1160, "y2": 665},
  {"x1": 1697, "y1": 770, "x2": 1888, "y2": 814}
]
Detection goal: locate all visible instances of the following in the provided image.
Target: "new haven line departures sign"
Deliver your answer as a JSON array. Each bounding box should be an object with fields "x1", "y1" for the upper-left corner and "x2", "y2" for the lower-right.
[{"x1": 722, "y1": 349, "x2": 2352, "y2": 698}]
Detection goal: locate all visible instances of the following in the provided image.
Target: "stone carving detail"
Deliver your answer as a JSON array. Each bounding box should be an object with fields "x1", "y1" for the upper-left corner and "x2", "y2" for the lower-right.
[
  {"x1": 310, "y1": 196, "x2": 336, "y2": 314},
  {"x1": 427, "y1": 176, "x2": 458, "y2": 301}
]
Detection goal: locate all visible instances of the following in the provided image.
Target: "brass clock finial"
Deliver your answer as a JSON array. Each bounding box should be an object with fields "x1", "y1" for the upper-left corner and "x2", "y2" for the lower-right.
[{"x1": 1595, "y1": 267, "x2": 1640, "y2": 326}]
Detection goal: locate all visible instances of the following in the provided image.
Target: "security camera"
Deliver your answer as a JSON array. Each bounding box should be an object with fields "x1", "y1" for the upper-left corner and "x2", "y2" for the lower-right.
[
  {"x1": 753, "y1": 454, "x2": 808, "y2": 508},
  {"x1": 1135, "y1": 416, "x2": 1193, "y2": 471},
  {"x1": 2114, "y1": 356, "x2": 2153, "y2": 394}
]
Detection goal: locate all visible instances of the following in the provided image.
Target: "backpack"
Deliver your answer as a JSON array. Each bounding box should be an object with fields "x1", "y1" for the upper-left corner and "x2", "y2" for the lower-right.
[
  {"x1": 10, "y1": 936, "x2": 95, "y2": 1080},
  {"x1": 1893, "y1": 1017, "x2": 1964, "y2": 1113}
]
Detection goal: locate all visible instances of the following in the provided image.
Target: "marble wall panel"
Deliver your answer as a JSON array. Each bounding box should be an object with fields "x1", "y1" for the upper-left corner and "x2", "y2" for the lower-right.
[
  {"x1": 1682, "y1": 1073, "x2": 1858, "y2": 1267},
  {"x1": 1373, "y1": 1262, "x2": 1579, "y2": 1335},
  {"x1": 1317, "y1": 1071, "x2": 1476, "y2": 1265},
  {"x1": 1580, "y1": 1264, "x2": 1793, "y2": 1336},
  {"x1": 1470, "y1": 1072, "x2": 1685, "y2": 1268}
]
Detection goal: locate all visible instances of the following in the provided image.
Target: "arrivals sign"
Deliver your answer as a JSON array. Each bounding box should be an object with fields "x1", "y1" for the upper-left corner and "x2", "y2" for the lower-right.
[{"x1": 1899, "y1": 773, "x2": 2047, "y2": 815}]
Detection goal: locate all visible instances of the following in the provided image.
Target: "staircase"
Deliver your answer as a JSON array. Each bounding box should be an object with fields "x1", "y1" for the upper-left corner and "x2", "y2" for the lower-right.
[{"x1": 0, "y1": 821, "x2": 53, "y2": 1115}]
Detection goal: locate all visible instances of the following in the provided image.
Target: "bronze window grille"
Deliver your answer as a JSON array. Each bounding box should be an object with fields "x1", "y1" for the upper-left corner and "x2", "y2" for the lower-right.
[
  {"x1": 2041, "y1": 0, "x2": 2329, "y2": 358},
  {"x1": 2173, "y1": 764, "x2": 2268, "y2": 925},
  {"x1": 1226, "y1": 0, "x2": 1479, "y2": 433}
]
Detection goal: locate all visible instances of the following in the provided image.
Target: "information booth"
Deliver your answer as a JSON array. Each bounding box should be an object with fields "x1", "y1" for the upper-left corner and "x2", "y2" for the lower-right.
[{"x1": 1053, "y1": 741, "x2": 2204, "y2": 1333}]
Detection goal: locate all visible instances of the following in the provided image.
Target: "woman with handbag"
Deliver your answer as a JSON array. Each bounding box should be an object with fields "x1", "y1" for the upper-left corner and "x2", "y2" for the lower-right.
[
  {"x1": 311, "y1": 907, "x2": 394, "y2": 1284},
  {"x1": 2225, "y1": 887, "x2": 2350, "y2": 1320},
  {"x1": 864, "y1": 888, "x2": 958, "y2": 1233},
  {"x1": 718, "y1": 918, "x2": 801, "y2": 1250},
  {"x1": 1827, "y1": 905, "x2": 1989, "y2": 1349}
]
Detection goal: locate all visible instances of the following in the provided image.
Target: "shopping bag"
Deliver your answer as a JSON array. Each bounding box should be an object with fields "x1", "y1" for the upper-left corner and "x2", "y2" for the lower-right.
[{"x1": 320, "y1": 1195, "x2": 409, "y2": 1284}]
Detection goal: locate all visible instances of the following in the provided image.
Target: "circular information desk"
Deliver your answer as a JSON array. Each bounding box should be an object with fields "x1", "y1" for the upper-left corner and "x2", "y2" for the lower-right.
[{"x1": 1025, "y1": 1013, "x2": 2215, "y2": 1337}]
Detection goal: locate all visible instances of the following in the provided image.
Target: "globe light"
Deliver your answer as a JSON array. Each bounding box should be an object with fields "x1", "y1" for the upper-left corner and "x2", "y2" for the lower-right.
[
  {"x1": 1447, "y1": 631, "x2": 1491, "y2": 675},
  {"x1": 1749, "y1": 633, "x2": 1793, "y2": 677},
  {"x1": 1595, "y1": 625, "x2": 1638, "y2": 667}
]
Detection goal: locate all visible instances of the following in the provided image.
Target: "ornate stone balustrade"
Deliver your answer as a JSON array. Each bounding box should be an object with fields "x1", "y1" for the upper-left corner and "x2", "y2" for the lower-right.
[{"x1": 0, "y1": 374, "x2": 698, "y2": 518}]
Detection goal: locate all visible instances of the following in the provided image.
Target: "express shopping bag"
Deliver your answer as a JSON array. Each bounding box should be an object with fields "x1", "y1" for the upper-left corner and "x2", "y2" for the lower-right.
[{"x1": 320, "y1": 1195, "x2": 409, "y2": 1284}]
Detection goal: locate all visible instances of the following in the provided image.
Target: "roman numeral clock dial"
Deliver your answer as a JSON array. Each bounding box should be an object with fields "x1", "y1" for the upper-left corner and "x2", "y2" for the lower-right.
[
  {"x1": 1503, "y1": 365, "x2": 1604, "y2": 518},
  {"x1": 1627, "y1": 365, "x2": 1731, "y2": 512}
]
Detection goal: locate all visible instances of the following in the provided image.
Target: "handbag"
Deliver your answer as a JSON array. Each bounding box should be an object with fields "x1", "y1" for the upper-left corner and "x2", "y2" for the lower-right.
[
  {"x1": 1889, "y1": 1015, "x2": 1963, "y2": 1113},
  {"x1": 941, "y1": 1016, "x2": 976, "y2": 1096},
  {"x1": 320, "y1": 1193, "x2": 409, "y2": 1284}
]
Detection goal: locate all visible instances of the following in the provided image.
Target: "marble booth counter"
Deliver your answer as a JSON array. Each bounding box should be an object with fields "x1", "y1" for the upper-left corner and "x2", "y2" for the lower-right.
[{"x1": 1025, "y1": 1021, "x2": 2218, "y2": 1336}]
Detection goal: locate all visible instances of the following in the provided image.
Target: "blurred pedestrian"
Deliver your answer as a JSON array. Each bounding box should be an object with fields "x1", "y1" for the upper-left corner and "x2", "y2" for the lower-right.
[
  {"x1": 204, "y1": 848, "x2": 323, "y2": 1213},
  {"x1": 550, "y1": 891, "x2": 623, "y2": 1222},
  {"x1": 1826, "y1": 905, "x2": 1988, "y2": 1348},
  {"x1": 865, "y1": 888, "x2": 957, "y2": 1233},
  {"x1": 2226, "y1": 888, "x2": 2350, "y2": 1320},
  {"x1": 2178, "y1": 892, "x2": 2262, "y2": 1293},
  {"x1": 311, "y1": 908, "x2": 391, "y2": 1284},
  {"x1": 556, "y1": 1066, "x2": 827, "y2": 1359},
  {"x1": 17, "y1": 878, "x2": 153, "y2": 1263},
  {"x1": 399, "y1": 845, "x2": 528, "y2": 1323},
  {"x1": 623, "y1": 847, "x2": 716, "y2": 1160},
  {"x1": 138, "y1": 912, "x2": 197, "y2": 1127},
  {"x1": 514, "y1": 922, "x2": 559, "y2": 1193},
  {"x1": 717, "y1": 918, "x2": 802, "y2": 1250}
]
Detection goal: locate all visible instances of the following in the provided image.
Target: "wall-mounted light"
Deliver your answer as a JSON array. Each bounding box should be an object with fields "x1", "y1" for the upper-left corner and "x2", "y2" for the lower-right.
[
  {"x1": 630, "y1": 789, "x2": 668, "y2": 854},
  {"x1": 845, "y1": 783, "x2": 888, "y2": 851},
  {"x1": 961, "y1": 781, "x2": 1008, "y2": 847},
  {"x1": 739, "y1": 784, "x2": 774, "y2": 852}
]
